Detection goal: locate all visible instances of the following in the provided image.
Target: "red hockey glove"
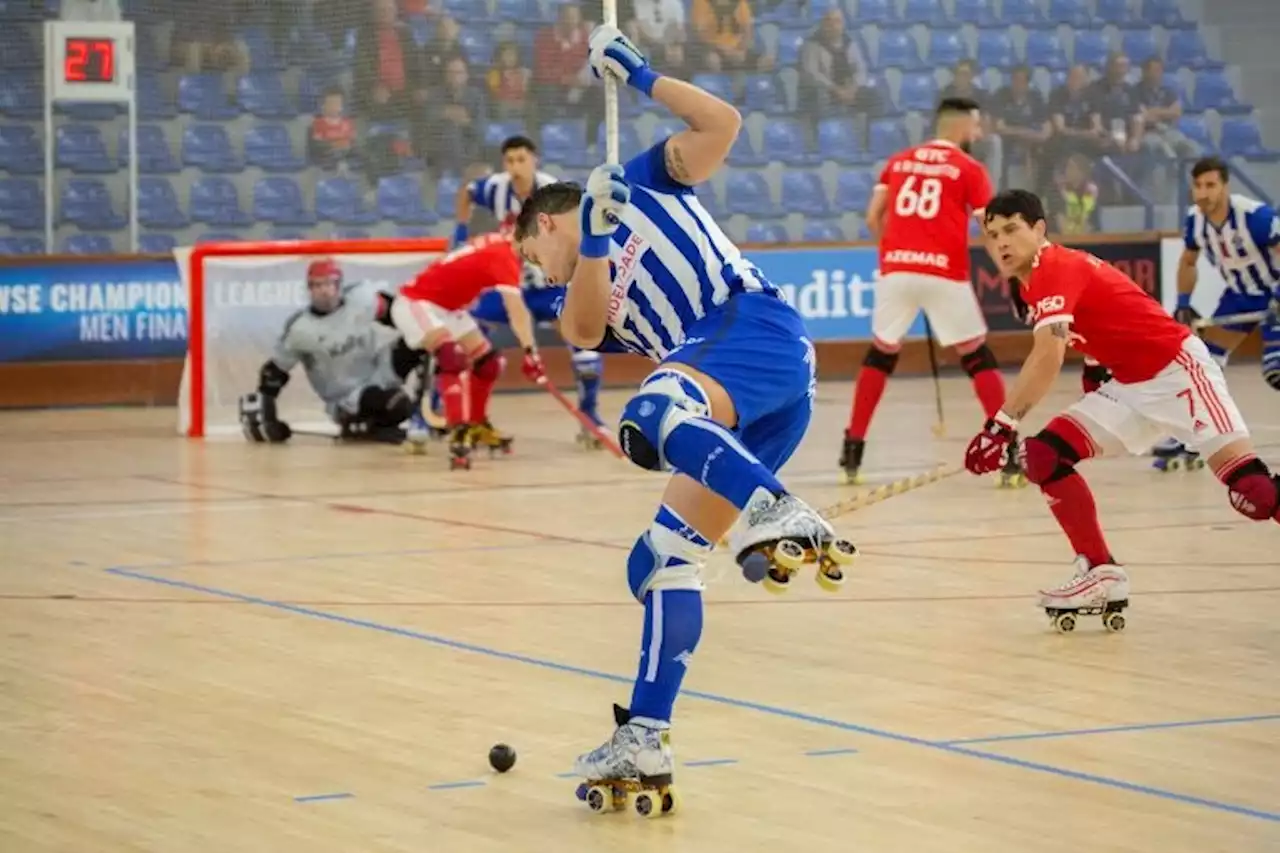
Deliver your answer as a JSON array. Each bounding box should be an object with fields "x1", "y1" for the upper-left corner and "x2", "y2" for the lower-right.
[
  {"x1": 520, "y1": 348, "x2": 546, "y2": 383},
  {"x1": 965, "y1": 411, "x2": 1018, "y2": 475}
]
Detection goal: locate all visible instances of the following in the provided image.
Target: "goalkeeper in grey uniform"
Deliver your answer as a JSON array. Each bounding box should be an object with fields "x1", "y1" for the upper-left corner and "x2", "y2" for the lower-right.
[{"x1": 239, "y1": 258, "x2": 428, "y2": 443}]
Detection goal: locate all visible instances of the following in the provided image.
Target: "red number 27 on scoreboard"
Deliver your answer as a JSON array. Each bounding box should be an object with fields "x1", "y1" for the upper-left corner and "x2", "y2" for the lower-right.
[{"x1": 64, "y1": 38, "x2": 114, "y2": 83}]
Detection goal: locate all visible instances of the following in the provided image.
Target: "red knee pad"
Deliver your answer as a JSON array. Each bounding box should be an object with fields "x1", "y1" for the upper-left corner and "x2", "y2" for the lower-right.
[
  {"x1": 1221, "y1": 456, "x2": 1280, "y2": 521},
  {"x1": 470, "y1": 348, "x2": 503, "y2": 381},
  {"x1": 432, "y1": 340, "x2": 467, "y2": 376},
  {"x1": 1022, "y1": 419, "x2": 1093, "y2": 485},
  {"x1": 1020, "y1": 436, "x2": 1063, "y2": 485}
]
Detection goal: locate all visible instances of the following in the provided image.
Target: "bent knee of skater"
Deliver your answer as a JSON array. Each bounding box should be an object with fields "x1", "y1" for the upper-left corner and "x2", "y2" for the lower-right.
[
  {"x1": 619, "y1": 370, "x2": 716, "y2": 471},
  {"x1": 951, "y1": 335, "x2": 986, "y2": 356},
  {"x1": 626, "y1": 522, "x2": 710, "y2": 601},
  {"x1": 1022, "y1": 432, "x2": 1078, "y2": 485}
]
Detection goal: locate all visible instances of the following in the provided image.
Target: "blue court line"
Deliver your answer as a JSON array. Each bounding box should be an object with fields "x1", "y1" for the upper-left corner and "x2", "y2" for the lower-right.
[
  {"x1": 683, "y1": 758, "x2": 739, "y2": 768},
  {"x1": 427, "y1": 780, "x2": 486, "y2": 790},
  {"x1": 805, "y1": 747, "x2": 859, "y2": 757},
  {"x1": 553, "y1": 771, "x2": 579, "y2": 779},
  {"x1": 944, "y1": 714, "x2": 1280, "y2": 746},
  {"x1": 105, "y1": 568, "x2": 1280, "y2": 825},
  {"x1": 294, "y1": 792, "x2": 354, "y2": 803}
]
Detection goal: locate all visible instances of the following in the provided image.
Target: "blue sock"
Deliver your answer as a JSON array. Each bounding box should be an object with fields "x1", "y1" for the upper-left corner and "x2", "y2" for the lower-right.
[
  {"x1": 663, "y1": 418, "x2": 785, "y2": 510},
  {"x1": 572, "y1": 349, "x2": 602, "y2": 422},
  {"x1": 629, "y1": 589, "x2": 704, "y2": 722}
]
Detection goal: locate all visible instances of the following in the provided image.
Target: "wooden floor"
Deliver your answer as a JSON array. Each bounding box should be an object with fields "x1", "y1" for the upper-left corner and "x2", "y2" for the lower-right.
[{"x1": 1, "y1": 367, "x2": 1277, "y2": 853}]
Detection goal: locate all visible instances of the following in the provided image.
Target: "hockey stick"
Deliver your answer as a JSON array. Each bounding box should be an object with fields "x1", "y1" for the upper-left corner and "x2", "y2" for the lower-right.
[
  {"x1": 922, "y1": 317, "x2": 946, "y2": 438},
  {"x1": 602, "y1": 0, "x2": 619, "y2": 167},
  {"x1": 1193, "y1": 310, "x2": 1267, "y2": 329},
  {"x1": 817, "y1": 463, "x2": 963, "y2": 522},
  {"x1": 537, "y1": 375, "x2": 626, "y2": 458}
]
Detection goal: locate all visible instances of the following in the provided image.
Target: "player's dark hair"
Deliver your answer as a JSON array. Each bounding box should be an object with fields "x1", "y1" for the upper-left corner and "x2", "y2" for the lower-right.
[
  {"x1": 1191, "y1": 156, "x2": 1229, "y2": 183},
  {"x1": 501, "y1": 134, "x2": 538, "y2": 155},
  {"x1": 983, "y1": 189, "x2": 1047, "y2": 226},
  {"x1": 513, "y1": 182, "x2": 584, "y2": 241},
  {"x1": 937, "y1": 96, "x2": 981, "y2": 117}
]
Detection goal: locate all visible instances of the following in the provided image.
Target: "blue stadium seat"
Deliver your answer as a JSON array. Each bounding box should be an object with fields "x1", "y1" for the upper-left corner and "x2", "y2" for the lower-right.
[
  {"x1": 1166, "y1": 30, "x2": 1212, "y2": 70},
  {"x1": 0, "y1": 235, "x2": 45, "y2": 255},
  {"x1": 817, "y1": 118, "x2": 867, "y2": 165},
  {"x1": 803, "y1": 220, "x2": 846, "y2": 241},
  {"x1": 120, "y1": 125, "x2": 180, "y2": 174},
  {"x1": 377, "y1": 174, "x2": 438, "y2": 225},
  {"x1": 1025, "y1": 29, "x2": 1069, "y2": 71},
  {"x1": 1001, "y1": 0, "x2": 1046, "y2": 24},
  {"x1": 196, "y1": 232, "x2": 244, "y2": 244},
  {"x1": 1072, "y1": 30, "x2": 1110, "y2": 68},
  {"x1": 181, "y1": 124, "x2": 242, "y2": 172},
  {"x1": 0, "y1": 72, "x2": 42, "y2": 119},
  {"x1": 241, "y1": 27, "x2": 288, "y2": 72},
  {"x1": 757, "y1": 0, "x2": 802, "y2": 23},
  {"x1": 495, "y1": 0, "x2": 541, "y2": 23},
  {"x1": 394, "y1": 226, "x2": 434, "y2": 238},
  {"x1": 443, "y1": 0, "x2": 484, "y2": 21},
  {"x1": 835, "y1": 170, "x2": 875, "y2": 213},
  {"x1": 651, "y1": 118, "x2": 685, "y2": 146},
  {"x1": 252, "y1": 177, "x2": 316, "y2": 226},
  {"x1": 0, "y1": 1, "x2": 45, "y2": 21},
  {"x1": 1192, "y1": 70, "x2": 1248, "y2": 114},
  {"x1": 762, "y1": 119, "x2": 816, "y2": 166},
  {"x1": 877, "y1": 29, "x2": 922, "y2": 70},
  {"x1": 951, "y1": 0, "x2": 999, "y2": 26},
  {"x1": 238, "y1": 73, "x2": 296, "y2": 119},
  {"x1": 244, "y1": 124, "x2": 305, "y2": 172},
  {"x1": 1176, "y1": 116, "x2": 1214, "y2": 152},
  {"x1": 781, "y1": 171, "x2": 830, "y2": 216},
  {"x1": 138, "y1": 177, "x2": 189, "y2": 229},
  {"x1": 806, "y1": 0, "x2": 844, "y2": 20},
  {"x1": 595, "y1": 121, "x2": 643, "y2": 159},
  {"x1": 1162, "y1": 72, "x2": 1188, "y2": 108},
  {"x1": 854, "y1": 0, "x2": 899, "y2": 24},
  {"x1": 1119, "y1": 28, "x2": 1159, "y2": 64},
  {"x1": 1219, "y1": 119, "x2": 1278, "y2": 160},
  {"x1": 315, "y1": 176, "x2": 378, "y2": 225},
  {"x1": 928, "y1": 31, "x2": 968, "y2": 67},
  {"x1": 898, "y1": 71, "x2": 939, "y2": 112},
  {"x1": 539, "y1": 119, "x2": 585, "y2": 165},
  {"x1": 746, "y1": 221, "x2": 789, "y2": 244},
  {"x1": 139, "y1": 233, "x2": 178, "y2": 254},
  {"x1": 869, "y1": 119, "x2": 908, "y2": 161},
  {"x1": 775, "y1": 26, "x2": 806, "y2": 66},
  {"x1": 690, "y1": 73, "x2": 734, "y2": 103},
  {"x1": 0, "y1": 125, "x2": 42, "y2": 175},
  {"x1": 1141, "y1": 0, "x2": 1189, "y2": 27},
  {"x1": 178, "y1": 74, "x2": 240, "y2": 120},
  {"x1": 1094, "y1": 0, "x2": 1135, "y2": 24},
  {"x1": 435, "y1": 173, "x2": 461, "y2": 218},
  {"x1": 333, "y1": 228, "x2": 371, "y2": 240},
  {"x1": 743, "y1": 73, "x2": 788, "y2": 114},
  {"x1": 457, "y1": 28, "x2": 493, "y2": 65},
  {"x1": 137, "y1": 74, "x2": 176, "y2": 120},
  {"x1": 0, "y1": 178, "x2": 43, "y2": 229},
  {"x1": 977, "y1": 30, "x2": 1016, "y2": 70},
  {"x1": 0, "y1": 29, "x2": 40, "y2": 68},
  {"x1": 727, "y1": 132, "x2": 768, "y2": 167},
  {"x1": 58, "y1": 100, "x2": 120, "y2": 122},
  {"x1": 865, "y1": 74, "x2": 898, "y2": 115},
  {"x1": 483, "y1": 121, "x2": 526, "y2": 149},
  {"x1": 693, "y1": 184, "x2": 723, "y2": 219},
  {"x1": 1047, "y1": 0, "x2": 1092, "y2": 27},
  {"x1": 63, "y1": 234, "x2": 115, "y2": 255},
  {"x1": 56, "y1": 125, "x2": 115, "y2": 174},
  {"x1": 190, "y1": 176, "x2": 253, "y2": 227},
  {"x1": 903, "y1": 0, "x2": 950, "y2": 26},
  {"x1": 269, "y1": 230, "x2": 309, "y2": 241},
  {"x1": 724, "y1": 172, "x2": 773, "y2": 216},
  {"x1": 60, "y1": 179, "x2": 126, "y2": 229}
]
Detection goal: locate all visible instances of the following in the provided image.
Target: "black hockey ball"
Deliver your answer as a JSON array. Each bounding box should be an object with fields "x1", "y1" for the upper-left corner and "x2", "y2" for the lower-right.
[{"x1": 488, "y1": 743, "x2": 516, "y2": 773}]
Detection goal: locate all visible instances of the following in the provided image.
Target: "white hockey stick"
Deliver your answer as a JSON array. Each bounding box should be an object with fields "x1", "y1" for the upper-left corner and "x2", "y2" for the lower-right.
[
  {"x1": 1193, "y1": 310, "x2": 1267, "y2": 329},
  {"x1": 602, "y1": 0, "x2": 619, "y2": 166}
]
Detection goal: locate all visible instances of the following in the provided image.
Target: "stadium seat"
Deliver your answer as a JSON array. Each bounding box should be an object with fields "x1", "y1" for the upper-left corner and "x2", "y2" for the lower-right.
[
  {"x1": 724, "y1": 172, "x2": 773, "y2": 216},
  {"x1": 853, "y1": 0, "x2": 899, "y2": 24},
  {"x1": 190, "y1": 176, "x2": 253, "y2": 227},
  {"x1": 651, "y1": 118, "x2": 685, "y2": 146},
  {"x1": 1192, "y1": 70, "x2": 1249, "y2": 115},
  {"x1": 1142, "y1": 0, "x2": 1189, "y2": 27},
  {"x1": 60, "y1": 179, "x2": 126, "y2": 229},
  {"x1": 494, "y1": 0, "x2": 541, "y2": 23},
  {"x1": 1219, "y1": 119, "x2": 1279, "y2": 160},
  {"x1": 1095, "y1": 0, "x2": 1136, "y2": 24},
  {"x1": 1119, "y1": 28, "x2": 1159, "y2": 64},
  {"x1": 58, "y1": 100, "x2": 120, "y2": 122},
  {"x1": 0, "y1": 178, "x2": 43, "y2": 229},
  {"x1": 1162, "y1": 72, "x2": 1189, "y2": 108},
  {"x1": 903, "y1": 0, "x2": 950, "y2": 26},
  {"x1": 690, "y1": 74, "x2": 734, "y2": 103},
  {"x1": 139, "y1": 233, "x2": 178, "y2": 253},
  {"x1": 443, "y1": 0, "x2": 484, "y2": 21},
  {"x1": 333, "y1": 228, "x2": 371, "y2": 240},
  {"x1": 252, "y1": 177, "x2": 316, "y2": 226},
  {"x1": 745, "y1": 222, "x2": 789, "y2": 244},
  {"x1": 817, "y1": 118, "x2": 868, "y2": 165},
  {"x1": 1047, "y1": 0, "x2": 1092, "y2": 27},
  {"x1": 727, "y1": 132, "x2": 768, "y2": 167},
  {"x1": 762, "y1": 119, "x2": 816, "y2": 166},
  {"x1": 457, "y1": 29, "x2": 493, "y2": 66},
  {"x1": 177, "y1": 73, "x2": 240, "y2": 121},
  {"x1": 238, "y1": 73, "x2": 297, "y2": 119},
  {"x1": 898, "y1": 71, "x2": 940, "y2": 112},
  {"x1": 394, "y1": 227, "x2": 434, "y2": 238},
  {"x1": 756, "y1": 0, "x2": 801, "y2": 23},
  {"x1": 0, "y1": 125, "x2": 42, "y2": 175},
  {"x1": 181, "y1": 124, "x2": 242, "y2": 173},
  {"x1": 928, "y1": 31, "x2": 969, "y2": 67},
  {"x1": 694, "y1": 184, "x2": 723, "y2": 219},
  {"x1": 435, "y1": 173, "x2": 461, "y2": 218},
  {"x1": 196, "y1": 232, "x2": 244, "y2": 244},
  {"x1": 595, "y1": 121, "x2": 643, "y2": 159},
  {"x1": 0, "y1": 236, "x2": 45, "y2": 254},
  {"x1": 315, "y1": 176, "x2": 378, "y2": 225},
  {"x1": 743, "y1": 73, "x2": 789, "y2": 114},
  {"x1": 0, "y1": 72, "x2": 42, "y2": 119},
  {"x1": 806, "y1": 0, "x2": 843, "y2": 20},
  {"x1": 138, "y1": 177, "x2": 189, "y2": 229},
  {"x1": 0, "y1": 29, "x2": 40, "y2": 68},
  {"x1": 803, "y1": 219, "x2": 846, "y2": 242},
  {"x1": 977, "y1": 30, "x2": 1016, "y2": 70},
  {"x1": 1001, "y1": 0, "x2": 1047, "y2": 24},
  {"x1": 63, "y1": 234, "x2": 115, "y2": 254},
  {"x1": 1166, "y1": 30, "x2": 1212, "y2": 70},
  {"x1": 869, "y1": 119, "x2": 908, "y2": 161},
  {"x1": 241, "y1": 27, "x2": 288, "y2": 72},
  {"x1": 781, "y1": 171, "x2": 830, "y2": 216},
  {"x1": 1072, "y1": 30, "x2": 1110, "y2": 68},
  {"x1": 137, "y1": 74, "x2": 176, "y2": 120},
  {"x1": 775, "y1": 27, "x2": 806, "y2": 67},
  {"x1": 120, "y1": 125, "x2": 180, "y2": 174},
  {"x1": 483, "y1": 121, "x2": 526, "y2": 150},
  {"x1": 244, "y1": 124, "x2": 305, "y2": 172},
  {"x1": 835, "y1": 170, "x2": 875, "y2": 213},
  {"x1": 1174, "y1": 115, "x2": 1214, "y2": 152},
  {"x1": 539, "y1": 119, "x2": 585, "y2": 165},
  {"x1": 55, "y1": 125, "x2": 115, "y2": 174},
  {"x1": 951, "y1": 0, "x2": 999, "y2": 27},
  {"x1": 1025, "y1": 29, "x2": 1069, "y2": 72},
  {"x1": 876, "y1": 29, "x2": 922, "y2": 70},
  {"x1": 377, "y1": 174, "x2": 438, "y2": 225}
]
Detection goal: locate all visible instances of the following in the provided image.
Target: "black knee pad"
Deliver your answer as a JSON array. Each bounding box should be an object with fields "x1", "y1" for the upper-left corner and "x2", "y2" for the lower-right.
[
  {"x1": 1022, "y1": 429, "x2": 1081, "y2": 485},
  {"x1": 357, "y1": 386, "x2": 414, "y2": 426},
  {"x1": 863, "y1": 345, "x2": 899, "y2": 375},
  {"x1": 960, "y1": 344, "x2": 998, "y2": 377},
  {"x1": 390, "y1": 338, "x2": 429, "y2": 380}
]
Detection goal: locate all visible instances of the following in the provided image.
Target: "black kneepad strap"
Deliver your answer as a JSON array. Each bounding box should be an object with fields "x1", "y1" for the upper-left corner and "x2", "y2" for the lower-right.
[
  {"x1": 863, "y1": 346, "x2": 900, "y2": 375},
  {"x1": 1083, "y1": 362, "x2": 1112, "y2": 386},
  {"x1": 960, "y1": 344, "x2": 998, "y2": 377},
  {"x1": 390, "y1": 338, "x2": 428, "y2": 380},
  {"x1": 1224, "y1": 457, "x2": 1269, "y2": 488},
  {"x1": 1025, "y1": 429, "x2": 1082, "y2": 485}
]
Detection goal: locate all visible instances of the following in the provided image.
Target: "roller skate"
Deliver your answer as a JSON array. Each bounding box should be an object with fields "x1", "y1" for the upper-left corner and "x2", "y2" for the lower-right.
[
  {"x1": 1151, "y1": 438, "x2": 1204, "y2": 472},
  {"x1": 997, "y1": 440, "x2": 1028, "y2": 488},
  {"x1": 447, "y1": 424, "x2": 473, "y2": 471},
  {"x1": 573, "y1": 704, "x2": 680, "y2": 819},
  {"x1": 575, "y1": 409, "x2": 607, "y2": 450},
  {"x1": 838, "y1": 434, "x2": 865, "y2": 485},
  {"x1": 730, "y1": 487, "x2": 858, "y2": 594},
  {"x1": 1039, "y1": 556, "x2": 1130, "y2": 634},
  {"x1": 469, "y1": 420, "x2": 514, "y2": 457}
]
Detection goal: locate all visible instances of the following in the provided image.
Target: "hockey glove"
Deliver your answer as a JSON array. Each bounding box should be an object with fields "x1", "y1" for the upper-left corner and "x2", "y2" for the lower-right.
[
  {"x1": 520, "y1": 347, "x2": 547, "y2": 384},
  {"x1": 239, "y1": 392, "x2": 292, "y2": 443},
  {"x1": 580, "y1": 164, "x2": 629, "y2": 259},
  {"x1": 588, "y1": 25, "x2": 660, "y2": 97},
  {"x1": 1174, "y1": 293, "x2": 1200, "y2": 327},
  {"x1": 965, "y1": 410, "x2": 1018, "y2": 475}
]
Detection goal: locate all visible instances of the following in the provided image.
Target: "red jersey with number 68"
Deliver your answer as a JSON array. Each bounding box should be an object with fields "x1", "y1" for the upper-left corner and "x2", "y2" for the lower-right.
[
  {"x1": 877, "y1": 140, "x2": 993, "y2": 282},
  {"x1": 1021, "y1": 243, "x2": 1190, "y2": 383},
  {"x1": 398, "y1": 232, "x2": 521, "y2": 311}
]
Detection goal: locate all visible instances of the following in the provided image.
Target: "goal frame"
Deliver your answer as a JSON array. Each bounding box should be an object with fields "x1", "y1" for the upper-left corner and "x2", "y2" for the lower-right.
[{"x1": 183, "y1": 237, "x2": 450, "y2": 438}]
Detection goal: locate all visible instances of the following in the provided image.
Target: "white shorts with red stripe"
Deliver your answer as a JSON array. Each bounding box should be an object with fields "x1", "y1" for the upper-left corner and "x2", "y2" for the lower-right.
[
  {"x1": 389, "y1": 293, "x2": 480, "y2": 347},
  {"x1": 872, "y1": 272, "x2": 989, "y2": 348},
  {"x1": 1066, "y1": 337, "x2": 1249, "y2": 458}
]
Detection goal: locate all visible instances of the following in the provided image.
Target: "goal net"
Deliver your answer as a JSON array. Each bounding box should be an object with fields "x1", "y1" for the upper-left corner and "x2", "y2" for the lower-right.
[{"x1": 175, "y1": 238, "x2": 448, "y2": 438}]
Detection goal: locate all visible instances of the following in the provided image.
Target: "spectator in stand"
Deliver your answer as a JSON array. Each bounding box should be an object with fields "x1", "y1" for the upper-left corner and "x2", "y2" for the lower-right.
[
  {"x1": 399, "y1": 0, "x2": 437, "y2": 14},
  {"x1": 991, "y1": 64, "x2": 1051, "y2": 191},
  {"x1": 432, "y1": 56, "x2": 487, "y2": 173},
  {"x1": 534, "y1": 2, "x2": 594, "y2": 119},
  {"x1": 309, "y1": 86, "x2": 359, "y2": 170},
  {"x1": 354, "y1": 0, "x2": 430, "y2": 167},
  {"x1": 631, "y1": 0, "x2": 685, "y2": 50},
  {"x1": 1134, "y1": 56, "x2": 1199, "y2": 201},
  {"x1": 170, "y1": 0, "x2": 249, "y2": 74},
  {"x1": 1048, "y1": 63, "x2": 1106, "y2": 175},
  {"x1": 1091, "y1": 52, "x2": 1142, "y2": 156},
  {"x1": 424, "y1": 15, "x2": 465, "y2": 91},
  {"x1": 488, "y1": 40, "x2": 531, "y2": 120},
  {"x1": 1046, "y1": 153, "x2": 1100, "y2": 234},
  {"x1": 691, "y1": 0, "x2": 771, "y2": 72},
  {"x1": 940, "y1": 59, "x2": 1002, "y2": 186},
  {"x1": 799, "y1": 10, "x2": 881, "y2": 135}
]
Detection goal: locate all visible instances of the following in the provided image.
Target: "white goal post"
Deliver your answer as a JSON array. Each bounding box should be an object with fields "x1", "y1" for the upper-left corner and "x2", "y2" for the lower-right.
[{"x1": 175, "y1": 237, "x2": 449, "y2": 438}]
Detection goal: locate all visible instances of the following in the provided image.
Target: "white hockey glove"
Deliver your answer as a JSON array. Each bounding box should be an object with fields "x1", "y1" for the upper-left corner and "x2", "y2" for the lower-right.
[
  {"x1": 579, "y1": 164, "x2": 630, "y2": 259},
  {"x1": 588, "y1": 25, "x2": 661, "y2": 97}
]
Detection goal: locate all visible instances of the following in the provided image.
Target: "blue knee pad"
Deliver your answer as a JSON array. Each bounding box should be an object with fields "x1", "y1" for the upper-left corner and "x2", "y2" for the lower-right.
[
  {"x1": 1263, "y1": 315, "x2": 1280, "y2": 391},
  {"x1": 626, "y1": 504, "x2": 712, "y2": 601},
  {"x1": 618, "y1": 369, "x2": 712, "y2": 471}
]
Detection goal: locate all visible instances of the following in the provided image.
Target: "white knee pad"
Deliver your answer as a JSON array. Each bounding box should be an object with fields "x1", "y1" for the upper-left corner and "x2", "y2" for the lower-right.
[
  {"x1": 627, "y1": 512, "x2": 711, "y2": 600},
  {"x1": 618, "y1": 369, "x2": 713, "y2": 471}
]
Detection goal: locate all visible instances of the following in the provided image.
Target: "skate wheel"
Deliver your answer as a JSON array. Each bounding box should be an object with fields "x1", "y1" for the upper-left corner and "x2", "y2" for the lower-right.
[
  {"x1": 774, "y1": 539, "x2": 807, "y2": 570},
  {"x1": 1053, "y1": 612, "x2": 1077, "y2": 634},
  {"x1": 838, "y1": 469, "x2": 862, "y2": 486},
  {"x1": 826, "y1": 538, "x2": 858, "y2": 565},
  {"x1": 586, "y1": 785, "x2": 613, "y2": 813},
  {"x1": 740, "y1": 551, "x2": 771, "y2": 584},
  {"x1": 404, "y1": 439, "x2": 428, "y2": 456},
  {"x1": 762, "y1": 568, "x2": 793, "y2": 595},
  {"x1": 662, "y1": 786, "x2": 680, "y2": 815},
  {"x1": 1103, "y1": 612, "x2": 1126, "y2": 633},
  {"x1": 1188, "y1": 457, "x2": 1206, "y2": 470},
  {"x1": 815, "y1": 560, "x2": 845, "y2": 592},
  {"x1": 635, "y1": 791, "x2": 664, "y2": 819}
]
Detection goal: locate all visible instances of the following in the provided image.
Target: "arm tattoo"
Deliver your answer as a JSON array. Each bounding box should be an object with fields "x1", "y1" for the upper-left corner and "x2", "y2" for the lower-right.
[
  {"x1": 1048, "y1": 321, "x2": 1070, "y2": 339},
  {"x1": 1009, "y1": 402, "x2": 1032, "y2": 420},
  {"x1": 665, "y1": 141, "x2": 691, "y2": 184}
]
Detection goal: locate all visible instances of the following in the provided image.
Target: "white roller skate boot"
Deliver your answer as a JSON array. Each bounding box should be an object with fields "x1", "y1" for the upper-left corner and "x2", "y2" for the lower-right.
[
  {"x1": 573, "y1": 705, "x2": 679, "y2": 818},
  {"x1": 1039, "y1": 555, "x2": 1130, "y2": 634},
  {"x1": 730, "y1": 487, "x2": 857, "y2": 594}
]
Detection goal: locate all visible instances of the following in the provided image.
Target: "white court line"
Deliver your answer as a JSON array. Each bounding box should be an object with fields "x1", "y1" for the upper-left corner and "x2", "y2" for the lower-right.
[{"x1": 0, "y1": 500, "x2": 309, "y2": 524}]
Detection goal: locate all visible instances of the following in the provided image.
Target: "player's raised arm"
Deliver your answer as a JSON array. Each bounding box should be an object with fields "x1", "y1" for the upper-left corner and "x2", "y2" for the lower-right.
[{"x1": 587, "y1": 26, "x2": 741, "y2": 186}]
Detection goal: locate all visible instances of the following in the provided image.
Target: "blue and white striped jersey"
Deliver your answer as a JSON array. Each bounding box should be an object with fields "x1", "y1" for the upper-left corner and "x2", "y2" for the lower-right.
[
  {"x1": 1184, "y1": 193, "x2": 1280, "y2": 297},
  {"x1": 589, "y1": 140, "x2": 781, "y2": 361},
  {"x1": 471, "y1": 169, "x2": 559, "y2": 290}
]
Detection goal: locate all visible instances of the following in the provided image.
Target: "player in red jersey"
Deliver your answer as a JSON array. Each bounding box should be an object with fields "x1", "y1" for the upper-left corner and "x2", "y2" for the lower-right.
[
  {"x1": 841, "y1": 98, "x2": 1016, "y2": 485},
  {"x1": 389, "y1": 232, "x2": 545, "y2": 467},
  {"x1": 967, "y1": 190, "x2": 1280, "y2": 630}
]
